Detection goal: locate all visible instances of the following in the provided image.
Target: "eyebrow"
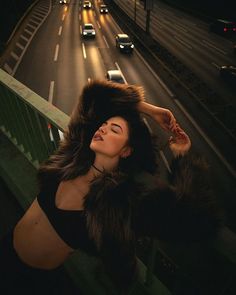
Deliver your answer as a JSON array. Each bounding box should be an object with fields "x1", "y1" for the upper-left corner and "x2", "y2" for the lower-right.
[
  {"x1": 111, "y1": 123, "x2": 123, "y2": 131},
  {"x1": 104, "y1": 121, "x2": 123, "y2": 132}
]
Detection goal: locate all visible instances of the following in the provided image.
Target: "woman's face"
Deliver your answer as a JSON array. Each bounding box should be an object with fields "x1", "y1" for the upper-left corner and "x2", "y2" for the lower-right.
[{"x1": 90, "y1": 116, "x2": 132, "y2": 159}]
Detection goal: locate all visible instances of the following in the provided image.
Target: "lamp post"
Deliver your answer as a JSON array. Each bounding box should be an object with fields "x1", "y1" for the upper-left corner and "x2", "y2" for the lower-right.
[{"x1": 144, "y1": 0, "x2": 153, "y2": 35}]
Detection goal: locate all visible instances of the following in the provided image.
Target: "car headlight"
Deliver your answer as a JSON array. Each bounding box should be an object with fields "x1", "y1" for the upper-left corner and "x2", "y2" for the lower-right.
[
  {"x1": 131, "y1": 44, "x2": 134, "y2": 48},
  {"x1": 83, "y1": 32, "x2": 87, "y2": 35},
  {"x1": 92, "y1": 31, "x2": 95, "y2": 35},
  {"x1": 120, "y1": 45, "x2": 124, "y2": 48}
]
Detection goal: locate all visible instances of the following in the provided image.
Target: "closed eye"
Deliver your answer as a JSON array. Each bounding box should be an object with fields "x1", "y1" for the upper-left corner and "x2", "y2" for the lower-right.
[{"x1": 111, "y1": 128, "x2": 119, "y2": 133}]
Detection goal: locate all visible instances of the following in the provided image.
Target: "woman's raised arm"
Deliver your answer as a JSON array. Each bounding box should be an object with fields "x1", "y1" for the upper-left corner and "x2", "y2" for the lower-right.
[
  {"x1": 137, "y1": 101, "x2": 191, "y2": 157},
  {"x1": 137, "y1": 101, "x2": 176, "y2": 132}
]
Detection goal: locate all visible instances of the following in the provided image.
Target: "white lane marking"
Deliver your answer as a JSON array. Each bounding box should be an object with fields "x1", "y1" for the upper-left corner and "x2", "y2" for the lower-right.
[
  {"x1": 48, "y1": 81, "x2": 55, "y2": 103},
  {"x1": 174, "y1": 98, "x2": 236, "y2": 179},
  {"x1": 96, "y1": 20, "x2": 101, "y2": 29},
  {"x1": 82, "y1": 43, "x2": 86, "y2": 59},
  {"x1": 174, "y1": 35, "x2": 192, "y2": 49},
  {"x1": 212, "y1": 62, "x2": 220, "y2": 69},
  {"x1": 54, "y1": 44, "x2": 59, "y2": 61},
  {"x1": 160, "y1": 150, "x2": 171, "y2": 173},
  {"x1": 201, "y1": 40, "x2": 226, "y2": 55},
  {"x1": 62, "y1": 14, "x2": 65, "y2": 21},
  {"x1": 115, "y1": 62, "x2": 128, "y2": 84},
  {"x1": 58, "y1": 26, "x2": 62, "y2": 36},
  {"x1": 144, "y1": 113, "x2": 171, "y2": 172},
  {"x1": 103, "y1": 35, "x2": 109, "y2": 48},
  {"x1": 135, "y1": 49, "x2": 174, "y2": 97}
]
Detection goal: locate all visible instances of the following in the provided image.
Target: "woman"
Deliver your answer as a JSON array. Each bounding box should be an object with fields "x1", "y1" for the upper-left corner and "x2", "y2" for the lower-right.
[{"x1": 0, "y1": 80, "x2": 218, "y2": 293}]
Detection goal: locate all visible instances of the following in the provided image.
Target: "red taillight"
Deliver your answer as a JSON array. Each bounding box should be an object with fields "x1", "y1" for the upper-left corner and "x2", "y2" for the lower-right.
[
  {"x1": 224, "y1": 27, "x2": 227, "y2": 32},
  {"x1": 48, "y1": 123, "x2": 51, "y2": 129}
]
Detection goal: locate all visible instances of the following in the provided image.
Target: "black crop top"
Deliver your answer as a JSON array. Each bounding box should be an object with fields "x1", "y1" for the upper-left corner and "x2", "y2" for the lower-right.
[{"x1": 37, "y1": 178, "x2": 96, "y2": 253}]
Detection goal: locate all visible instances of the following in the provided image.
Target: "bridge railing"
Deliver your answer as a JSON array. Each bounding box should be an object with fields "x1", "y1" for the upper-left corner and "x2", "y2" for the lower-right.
[{"x1": 0, "y1": 68, "x2": 67, "y2": 168}]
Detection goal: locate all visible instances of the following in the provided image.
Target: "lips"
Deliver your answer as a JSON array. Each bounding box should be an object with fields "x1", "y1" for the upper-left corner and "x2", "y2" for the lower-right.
[{"x1": 93, "y1": 133, "x2": 103, "y2": 141}]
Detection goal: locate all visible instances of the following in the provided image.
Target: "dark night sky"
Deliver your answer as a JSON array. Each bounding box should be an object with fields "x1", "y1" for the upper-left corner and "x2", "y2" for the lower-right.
[{"x1": 163, "y1": 0, "x2": 236, "y2": 20}]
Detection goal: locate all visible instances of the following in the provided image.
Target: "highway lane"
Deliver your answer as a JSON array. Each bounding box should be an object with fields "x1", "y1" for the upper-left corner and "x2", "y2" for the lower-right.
[
  {"x1": 13, "y1": 0, "x2": 236, "y2": 230},
  {"x1": 116, "y1": 0, "x2": 236, "y2": 106}
]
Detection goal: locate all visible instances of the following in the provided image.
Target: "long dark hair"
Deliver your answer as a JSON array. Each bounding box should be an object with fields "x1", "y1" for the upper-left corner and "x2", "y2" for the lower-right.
[{"x1": 38, "y1": 80, "x2": 158, "y2": 183}]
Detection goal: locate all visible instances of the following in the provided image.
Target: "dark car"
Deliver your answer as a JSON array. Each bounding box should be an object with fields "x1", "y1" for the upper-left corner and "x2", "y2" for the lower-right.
[
  {"x1": 209, "y1": 19, "x2": 236, "y2": 35},
  {"x1": 115, "y1": 34, "x2": 134, "y2": 53},
  {"x1": 220, "y1": 65, "x2": 236, "y2": 86},
  {"x1": 59, "y1": 0, "x2": 69, "y2": 3},
  {"x1": 100, "y1": 4, "x2": 108, "y2": 14},
  {"x1": 106, "y1": 70, "x2": 126, "y2": 84}
]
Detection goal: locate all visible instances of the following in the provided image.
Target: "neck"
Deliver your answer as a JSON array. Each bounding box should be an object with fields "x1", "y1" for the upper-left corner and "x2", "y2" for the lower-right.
[
  {"x1": 92, "y1": 164, "x2": 103, "y2": 174},
  {"x1": 92, "y1": 156, "x2": 119, "y2": 174}
]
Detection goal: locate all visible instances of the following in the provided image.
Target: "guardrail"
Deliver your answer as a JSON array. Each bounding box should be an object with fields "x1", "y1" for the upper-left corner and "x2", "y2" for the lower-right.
[
  {"x1": 0, "y1": 68, "x2": 172, "y2": 295},
  {"x1": 0, "y1": 68, "x2": 67, "y2": 167}
]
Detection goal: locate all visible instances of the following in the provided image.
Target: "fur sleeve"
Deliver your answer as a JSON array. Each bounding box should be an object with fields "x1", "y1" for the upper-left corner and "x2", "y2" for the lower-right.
[
  {"x1": 84, "y1": 172, "x2": 142, "y2": 289},
  {"x1": 134, "y1": 153, "x2": 224, "y2": 242}
]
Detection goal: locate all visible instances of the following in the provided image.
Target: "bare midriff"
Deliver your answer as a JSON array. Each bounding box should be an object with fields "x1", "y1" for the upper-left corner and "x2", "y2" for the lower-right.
[{"x1": 13, "y1": 199, "x2": 74, "y2": 270}]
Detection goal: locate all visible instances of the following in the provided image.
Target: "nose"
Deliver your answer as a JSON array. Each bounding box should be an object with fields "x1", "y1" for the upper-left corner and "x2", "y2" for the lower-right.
[{"x1": 99, "y1": 125, "x2": 106, "y2": 134}]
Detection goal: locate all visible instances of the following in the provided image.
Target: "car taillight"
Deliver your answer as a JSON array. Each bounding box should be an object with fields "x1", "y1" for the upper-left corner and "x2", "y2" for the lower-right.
[{"x1": 224, "y1": 27, "x2": 227, "y2": 32}]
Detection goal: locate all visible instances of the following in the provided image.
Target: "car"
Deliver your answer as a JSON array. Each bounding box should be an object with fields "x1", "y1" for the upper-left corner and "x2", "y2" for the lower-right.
[
  {"x1": 100, "y1": 4, "x2": 108, "y2": 14},
  {"x1": 59, "y1": 0, "x2": 69, "y2": 4},
  {"x1": 115, "y1": 34, "x2": 134, "y2": 53},
  {"x1": 106, "y1": 70, "x2": 126, "y2": 84},
  {"x1": 82, "y1": 23, "x2": 96, "y2": 38},
  {"x1": 83, "y1": 0, "x2": 92, "y2": 9},
  {"x1": 209, "y1": 19, "x2": 236, "y2": 35},
  {"x1": 220, "y1": 65, "x2": 236, "y2": 86}
]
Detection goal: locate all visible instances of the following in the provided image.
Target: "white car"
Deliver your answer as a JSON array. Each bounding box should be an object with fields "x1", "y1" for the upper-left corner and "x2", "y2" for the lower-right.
[
  {"x1": 82, "y1": 23, "x2": 96, "y2": 38},
  {"x1": 83, "y1": 1, "x2": 92, "y2": 9},
  {"x1": 106, "y1": 70, "x2": 126, "y2": 84}
]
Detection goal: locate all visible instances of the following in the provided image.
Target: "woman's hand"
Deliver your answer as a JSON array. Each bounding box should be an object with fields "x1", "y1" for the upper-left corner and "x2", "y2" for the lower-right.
[
  {"x1": 137, "y1": 102, "x2": 176, "y2": 132},
  {"x1": 152, "y1": 107, "x2": 176, "y2": 132},
  {"x1": 169, "y1": 125, "x2": 191, "y2": 157}
]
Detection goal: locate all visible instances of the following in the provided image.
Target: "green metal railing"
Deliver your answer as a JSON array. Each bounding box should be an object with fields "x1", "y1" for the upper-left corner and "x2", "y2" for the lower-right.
[
  {"x1": 0, "y1": 68, "x2": 171, "y2": 295},
  {"x1": 0, "y1": 69, "x2": 68, "y2": 168}
]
